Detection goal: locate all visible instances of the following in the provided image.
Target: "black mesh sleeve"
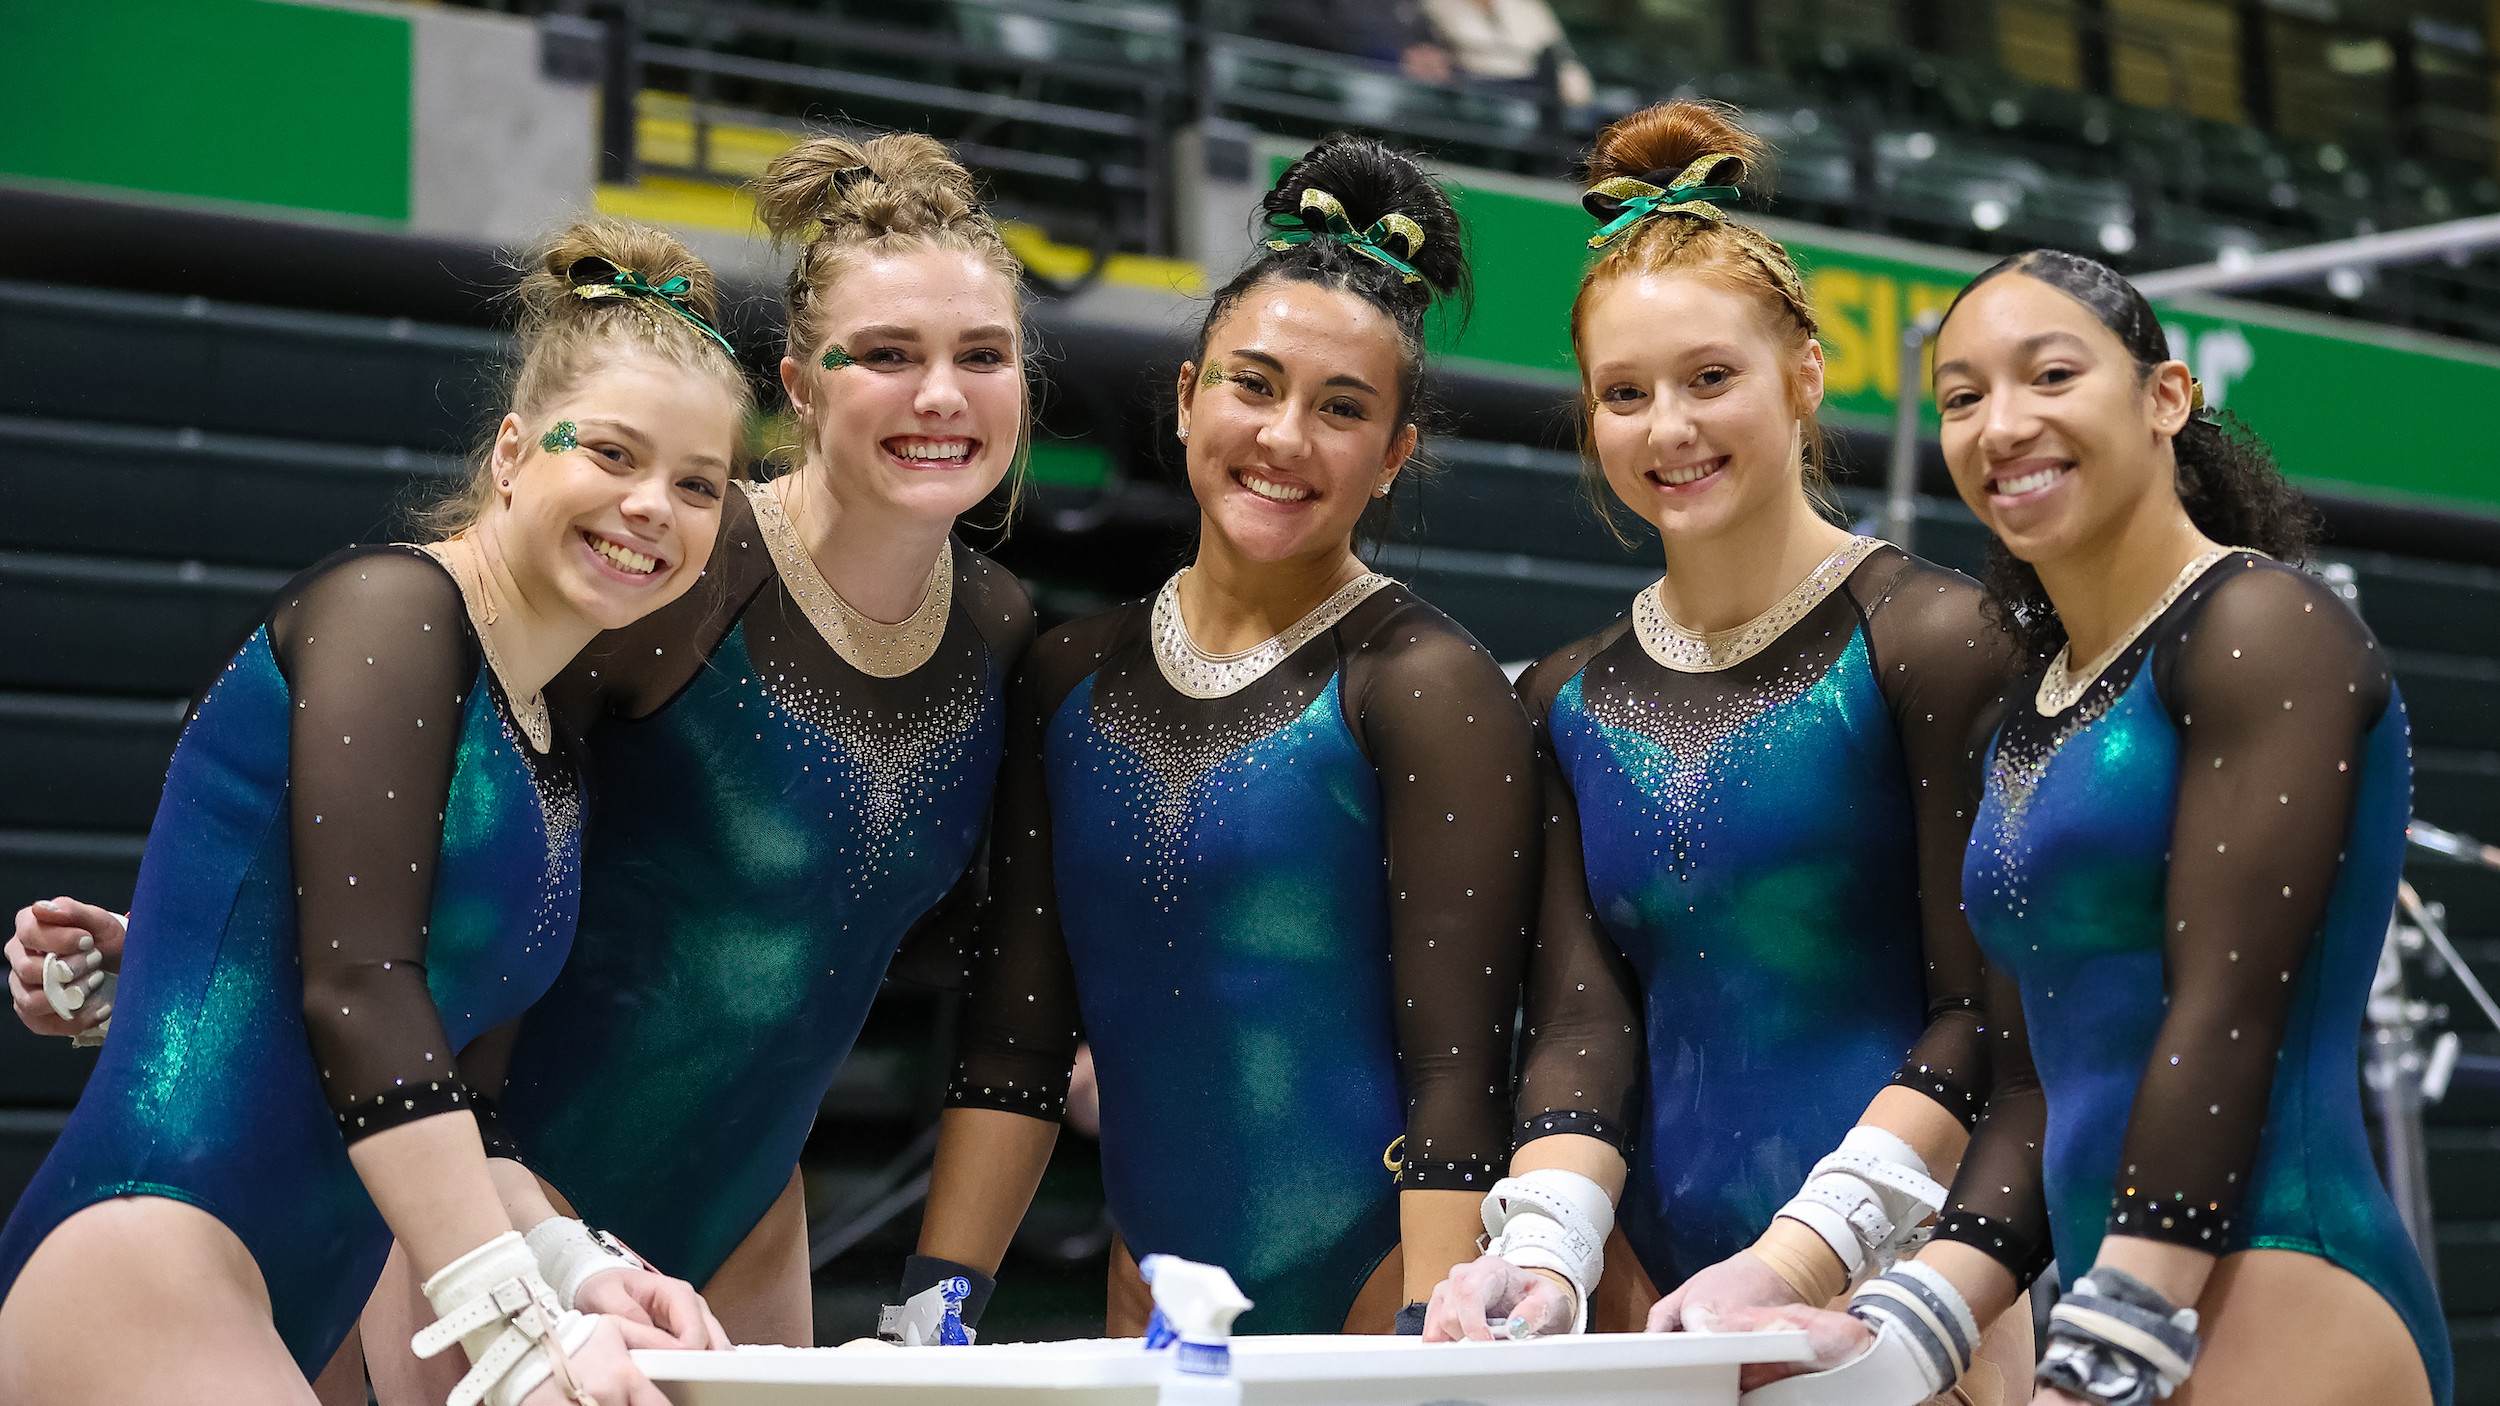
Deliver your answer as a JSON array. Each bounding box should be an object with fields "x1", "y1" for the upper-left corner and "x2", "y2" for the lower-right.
[
  {"x1": 942, "y1": 611, "x2": 1120, "y2": 1124},
  {"x1": 1931, "y1": 959, "x2": 2055, "y2": 1286},
  {"x1": 270, "y1": 548, "x2": 483, "y2": 1142},
  {"x1": 2107, "y1": 559, "x2": 2391, "y2": 1252},
  {"x1": 1854, "y1": 553, "x2": 2022, "y2": 1129},
  {"x1": 1343, "y1": 603, "x2": 1541, "y2": 1190},
  {"x1": 1510, "y1": 637, "x2": 1643, "y2": 1160}
]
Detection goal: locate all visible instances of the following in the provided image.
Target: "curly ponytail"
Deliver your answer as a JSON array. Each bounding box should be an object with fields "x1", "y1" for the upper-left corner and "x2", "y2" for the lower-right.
[{"x1": 1939, "y1": 248, "x2": 2320, "y2": 656}]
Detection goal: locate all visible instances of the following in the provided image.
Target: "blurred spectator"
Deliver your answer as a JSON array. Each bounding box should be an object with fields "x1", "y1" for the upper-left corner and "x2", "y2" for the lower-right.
[
  {"x1": 1419, "y1": 0, "x2": 1594, "y2": 107},
  {"x1": 1245, "y1": 0, "x2": 1458, "y2": 83}
]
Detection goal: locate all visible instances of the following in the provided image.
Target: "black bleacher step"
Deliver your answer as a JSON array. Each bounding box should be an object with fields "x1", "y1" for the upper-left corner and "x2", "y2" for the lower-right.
[
  {"x1": 1368, "y1": 544, "x2": 1656, "y2": 662},
  {"x1": 2434, "y1": 1128, "x2": 2500, "y2": 1220},
  {"x1": 0, "y1": 829, "x2": 144, "y2": 915},
  {"x1": 2339, "y1": 552, "x2": 2500, "y2": 657},
  {"x1": 0, "y1": 550, "x2": 285, "y2": 696},
  {"x1": 2454, "y1": 1316, "x2": 2500, "y2": 1406},
  {"x1": 0, "y1": 1108, "x2": 72, "y2": 1223},
  {"x1": 0, "y1": 693, "x2": 186, "y2": 832},
  {"x1": 0, "y1": 415, "x2": 457, "y2": 568},
  {"x1": 2417, "y1": 756, "x2": 2500, "y2": 843},
  {"x1": 2442, "y1": 1219, "x2": 2500, "y2": 1316},
  {"x1": 2394, "y1": 656, "x2": 2500, "y2": 752},
  {"x1": 0, "y1": 280, "x2": 501, "y2": 452}
]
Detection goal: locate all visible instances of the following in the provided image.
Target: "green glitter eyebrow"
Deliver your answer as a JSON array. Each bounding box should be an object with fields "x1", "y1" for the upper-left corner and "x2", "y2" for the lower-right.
[
  {"x1": 1199, "y1": 359, "x2": 1226, "y2": 387},
  {"x1": 821, "y1": 345, "x2": 855, "y2": 370},
  {"x1": 539, "y1": 420, "x2": 578, "y2": 453}
]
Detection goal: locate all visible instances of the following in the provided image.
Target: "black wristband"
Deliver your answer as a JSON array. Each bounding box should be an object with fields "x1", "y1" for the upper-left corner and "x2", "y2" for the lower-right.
[
  {"x1": 1394, "y1": 1302, "x2": 1428, "y2": 1336},
  {"x1": 901, "y1": 1254, "x2": 997, "y2": 1328}
]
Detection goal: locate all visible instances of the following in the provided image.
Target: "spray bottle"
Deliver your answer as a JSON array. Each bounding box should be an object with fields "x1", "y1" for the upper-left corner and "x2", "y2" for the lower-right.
[{"x1": 1139, "y1": 1254, "x2": 1252, "y2": 1406}]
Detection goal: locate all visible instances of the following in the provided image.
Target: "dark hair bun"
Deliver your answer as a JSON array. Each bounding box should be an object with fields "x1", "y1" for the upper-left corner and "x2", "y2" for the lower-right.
[
  {"x1": 1262, "y1": 134, "x2": 1470, "y2": 306},
  {"x1": 1586, "y1": 99, "x2": 1766, "y2": 196}
]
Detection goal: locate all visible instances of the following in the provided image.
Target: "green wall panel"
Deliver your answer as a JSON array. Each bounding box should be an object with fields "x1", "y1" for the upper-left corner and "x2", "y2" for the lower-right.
[{"x1": 0, "y1": 0, "x2": 412, "y2": 221}]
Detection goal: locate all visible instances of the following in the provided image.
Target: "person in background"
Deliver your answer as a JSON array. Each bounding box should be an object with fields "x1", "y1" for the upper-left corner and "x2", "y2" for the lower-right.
[{"x1": 1420, "y1": 0, "x2": 1595, "y2": 109}]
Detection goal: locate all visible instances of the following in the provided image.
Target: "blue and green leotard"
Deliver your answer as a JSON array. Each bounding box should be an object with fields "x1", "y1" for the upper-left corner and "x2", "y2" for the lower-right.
[
  {"x1": 0, "y1": 546, "x2": 582, "y2": 1374},
  {"x1": 1515, "y1": 539, "x2": 2011, "y2": 1292},
  {"x1": 947, "y1": 572, "x2": 1537, "y2": 1332}
]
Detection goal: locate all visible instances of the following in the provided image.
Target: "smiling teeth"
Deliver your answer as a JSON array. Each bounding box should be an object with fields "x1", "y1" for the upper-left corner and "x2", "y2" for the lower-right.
[
  {"x1": 1242, "y1": 474, "x2": 1312, "y2": 502},
  {"x1": 895, "y1": 440, "x2": 972, "y2": 461},
  {"x1": 1657, "y1": 460, "x2": 1719, "y2": 486},
  {"x1": 1995, "y1": 466, "x2": 2062, "y2": 496},
  {"x1": 588, "y1": 534, "x2": 659, "y2": 575}
]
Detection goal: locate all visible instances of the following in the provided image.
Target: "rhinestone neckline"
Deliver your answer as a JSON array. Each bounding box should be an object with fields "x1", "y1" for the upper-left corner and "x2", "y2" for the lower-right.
[
  {"x1": 1631, "y1": 535, "x2": 1884, "y2": 674},
  {"x1": 2035, "y1": 546, "x2": 2254, "y2": 716},
  {"x1": 745, "y1": 480, "x2": 952, "y2": 680},
  {"x1": 419, "y1": 541, "x2": 552, "y2": 753},
  {"x1": 1150, "y1": 567, "x2": 1393, "y2": 699}
]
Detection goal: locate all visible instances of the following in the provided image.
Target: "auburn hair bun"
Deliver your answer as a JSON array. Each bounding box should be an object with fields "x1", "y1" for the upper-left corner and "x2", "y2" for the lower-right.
[{"x1": 1585, "y1": 99, "x2": 1767, "y2": 195}]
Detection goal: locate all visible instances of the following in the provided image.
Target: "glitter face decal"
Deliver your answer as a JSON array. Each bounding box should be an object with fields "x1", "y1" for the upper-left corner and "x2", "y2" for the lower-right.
[
  {"x1": 1198, "y1": 359, "x2": 1227, "y2": 387},
  {"x1": 540, "y1": 420, "x2": 578, "y2": 453},
  {"x1": 821, "y1": 344, "x2": 856, "y2": 370}
]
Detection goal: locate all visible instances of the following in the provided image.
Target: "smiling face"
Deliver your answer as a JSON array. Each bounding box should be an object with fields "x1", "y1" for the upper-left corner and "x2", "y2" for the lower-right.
[
  {"x1": 780, "y1": 245, "x2": 1022, "y2": 526},
  {"x1": 489, "y1": 351, "x2": 739, "y2": 629},
  {"x1": 1176, "y1": 278, "x2": 1418, "y2": 566},
  {"x1": 1932, "y1": 272, "x2": 2195, "y2": 570},
  {"x1": 1580, "y1": 270, "x2": 1822, "y2": 548}
]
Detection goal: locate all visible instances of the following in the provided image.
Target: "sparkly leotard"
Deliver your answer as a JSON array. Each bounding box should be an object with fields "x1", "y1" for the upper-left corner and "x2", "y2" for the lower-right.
[
  {"x1": 1952, "y1": 551, "x2": 2450, "y2": 1401},
  {"x1": 949, "y1": 573, "x2": 1538, "y2": 1333},
  {"x1": 492, "y1": 481, "x2": 1027, "y2": 1285},
  {"x1": 1513, "y1": 540, "x2": 2009, "y2": 1291},
  {"x1": 0, "y1": 547, "x2": 581, "y2": 1373}
]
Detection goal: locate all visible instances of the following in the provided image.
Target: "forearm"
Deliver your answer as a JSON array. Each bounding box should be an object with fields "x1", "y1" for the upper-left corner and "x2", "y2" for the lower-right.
[
  {"x1": 2089, "y1": 1236, "x2": 2215, "y2": 1312},
  {"x1": 1400, "y1": 1189, "x2": 1487, "y2": 1304},
  {"x1": 486, "y1": 1156, "x2": 565, "y2": 1234},
  {"x1": 1861, "y1": 1084, "x2": 1972, "y2": 1183},
  {"x1": 917, "y1": 1106, "x2": 1059, "y2": 1275},
  {"x1": 347, "y1": 1112, "x2": 519, "y2": 1280},
  {"x1": 1508, "y1": 1132, "x2": 1624, "y2": 1202}
]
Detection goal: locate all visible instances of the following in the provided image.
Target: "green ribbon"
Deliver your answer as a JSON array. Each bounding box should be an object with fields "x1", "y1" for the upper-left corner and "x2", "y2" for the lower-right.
[
  {"x1": 1262, "y1": 188, "x2": 1427, "y2": 284},
  {"x1": 1583, "y1": 154, "x2": 1746, "y2": 249},
  {"x1": 569, "y1": 260, "x2": 737, "y2": 358}
]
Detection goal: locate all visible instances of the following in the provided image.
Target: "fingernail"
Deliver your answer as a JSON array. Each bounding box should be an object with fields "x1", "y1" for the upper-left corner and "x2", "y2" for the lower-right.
[
  {"x1": 34, "y1": 900, "x2": 58, "y2": 915},
  {"x1": 77, "y1": 934, "x2": 95, "y2": 953},
  {"x1": 91, "y1": 1003, "x2": 111, "y2": 1021},
  {"x1": 86, "y1": 951, "x2": 104, "y2": 971},
  {"x1": 84, "y1": 971, "x2": 104, "y2": 992}
]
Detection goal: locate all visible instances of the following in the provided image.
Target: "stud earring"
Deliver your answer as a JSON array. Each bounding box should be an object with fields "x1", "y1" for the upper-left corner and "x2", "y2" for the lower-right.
[
  {"x1": 1176, "y1": 426, "x2": 1189, "y2": 442},
  {"x1": 1372, "y1": 485, "x2": 1390, "y2": 498}
]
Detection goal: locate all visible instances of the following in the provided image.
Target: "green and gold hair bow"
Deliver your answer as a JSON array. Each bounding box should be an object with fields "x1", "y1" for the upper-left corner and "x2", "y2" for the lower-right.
[
  {"x1": 568, "y1": 258, "x2": 737, "y2": 358},
  {"x1": 1583, "y1": 154, "x2": 1745, "y2": 249},
  {"x1": 1263, "y1": 188, "x2": 1428, "y2": 284}
]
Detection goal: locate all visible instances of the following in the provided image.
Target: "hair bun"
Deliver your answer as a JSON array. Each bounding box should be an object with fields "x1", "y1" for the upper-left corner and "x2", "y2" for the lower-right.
[
  {"x1": 754, "y1": 132, "x2": 983, "y2": 247},
  {"x1": 523, "y1": 217, "x2": 722, "y2": 326},
  {"x1": 1585, "y1": 99, "x2": 1766, "y2": 198},
  {"x1": 1262, "y1": 133, "x2": 1469, "y2": 302}
]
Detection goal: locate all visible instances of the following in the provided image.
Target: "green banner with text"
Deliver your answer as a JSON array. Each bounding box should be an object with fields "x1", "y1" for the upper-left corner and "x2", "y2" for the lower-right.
[{"x1": 1316, "y1": 152, "x2": 2500, "y2": 516}]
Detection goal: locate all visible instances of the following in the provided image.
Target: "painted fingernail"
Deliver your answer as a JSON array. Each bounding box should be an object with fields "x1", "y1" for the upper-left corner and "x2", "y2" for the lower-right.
[
  {"x1": 77, "y1": 934, "x2": 95, "y2": 953},
  {"x1": 85, "y1": 951, "x2": 104, "y2": 971},
  {"x1": 34, "y1": 900, "x2": 58, "y2": 915},
  {"x1": 84, "y1": 971, "x2": 105, "y2": 992},
  {"x1": 90, "y1": 1003, "x2": 111, "y2": 1021}
]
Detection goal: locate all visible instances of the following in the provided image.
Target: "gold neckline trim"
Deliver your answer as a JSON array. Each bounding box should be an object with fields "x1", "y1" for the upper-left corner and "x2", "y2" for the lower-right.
[
  {"x1": 1631, "y1": 535, "x2": 1884, "y2": 674},
  {"x1": 417, "y1": 541, "x2": 552, "y2": 754},
  {"x1": 744, "y1": 480, "x2": 952, "y2": 680},
  {"x1": 2035, "y1": 546, "x2": 2257, "y2": 716},
  {"x1": 1151, "y1": 568, "x2": 1394, "y2": 699}
]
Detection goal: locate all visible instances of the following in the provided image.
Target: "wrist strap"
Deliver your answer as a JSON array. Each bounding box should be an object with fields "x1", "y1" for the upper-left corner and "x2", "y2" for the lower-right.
[
  {"x1": 1777, "y1": 1126, "x2": 1947, "y2": 1290},
  {"x1": 1479, "y1": 1168, "x2": 1613, "y2": 1334},
  {"x1": 525, "y1": 1217, "x2": 649, "y2": 1310},
  {"x1": 2039, "y1": 1267, "x2": 2200, "y2": 1405},
  {"x1": 414, "y1": 1232, "x2": 600, "y2": 1406}
]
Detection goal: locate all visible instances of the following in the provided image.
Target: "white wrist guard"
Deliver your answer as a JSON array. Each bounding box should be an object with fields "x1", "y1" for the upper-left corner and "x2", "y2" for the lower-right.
[
  {"x1": 1776, "y1": 1125, "x2": 1947, "y2": 1290},
  {"x1": 878, "y1": 1276, "x2": 978, "y2": 1346},
  {"x1": 525, "y1": 1217, "x2": 651, "y2": 1310},
  {"x1": 1740, "y1": 1260, "x2": 1978, "y2": 1406},
  {"x1": 1479, "y1": 1169, "x2": 1614, "y2": 1334},
  {"x1": 413, "y1": 1231, "x2": 601, "y2": 1406}
]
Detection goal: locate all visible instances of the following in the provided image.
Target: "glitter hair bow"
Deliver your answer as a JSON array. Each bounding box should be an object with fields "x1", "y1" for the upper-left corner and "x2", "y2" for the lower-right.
[
  {"x1": 1583, "y1": 154, "x2": 1745, "y2": 249},
  {"x1": 1263, "y1": 188, "x2": 1428, "y2": 284},
  {"x1": 567, "y1": 257, "x2": 737, "y2": 358}
]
